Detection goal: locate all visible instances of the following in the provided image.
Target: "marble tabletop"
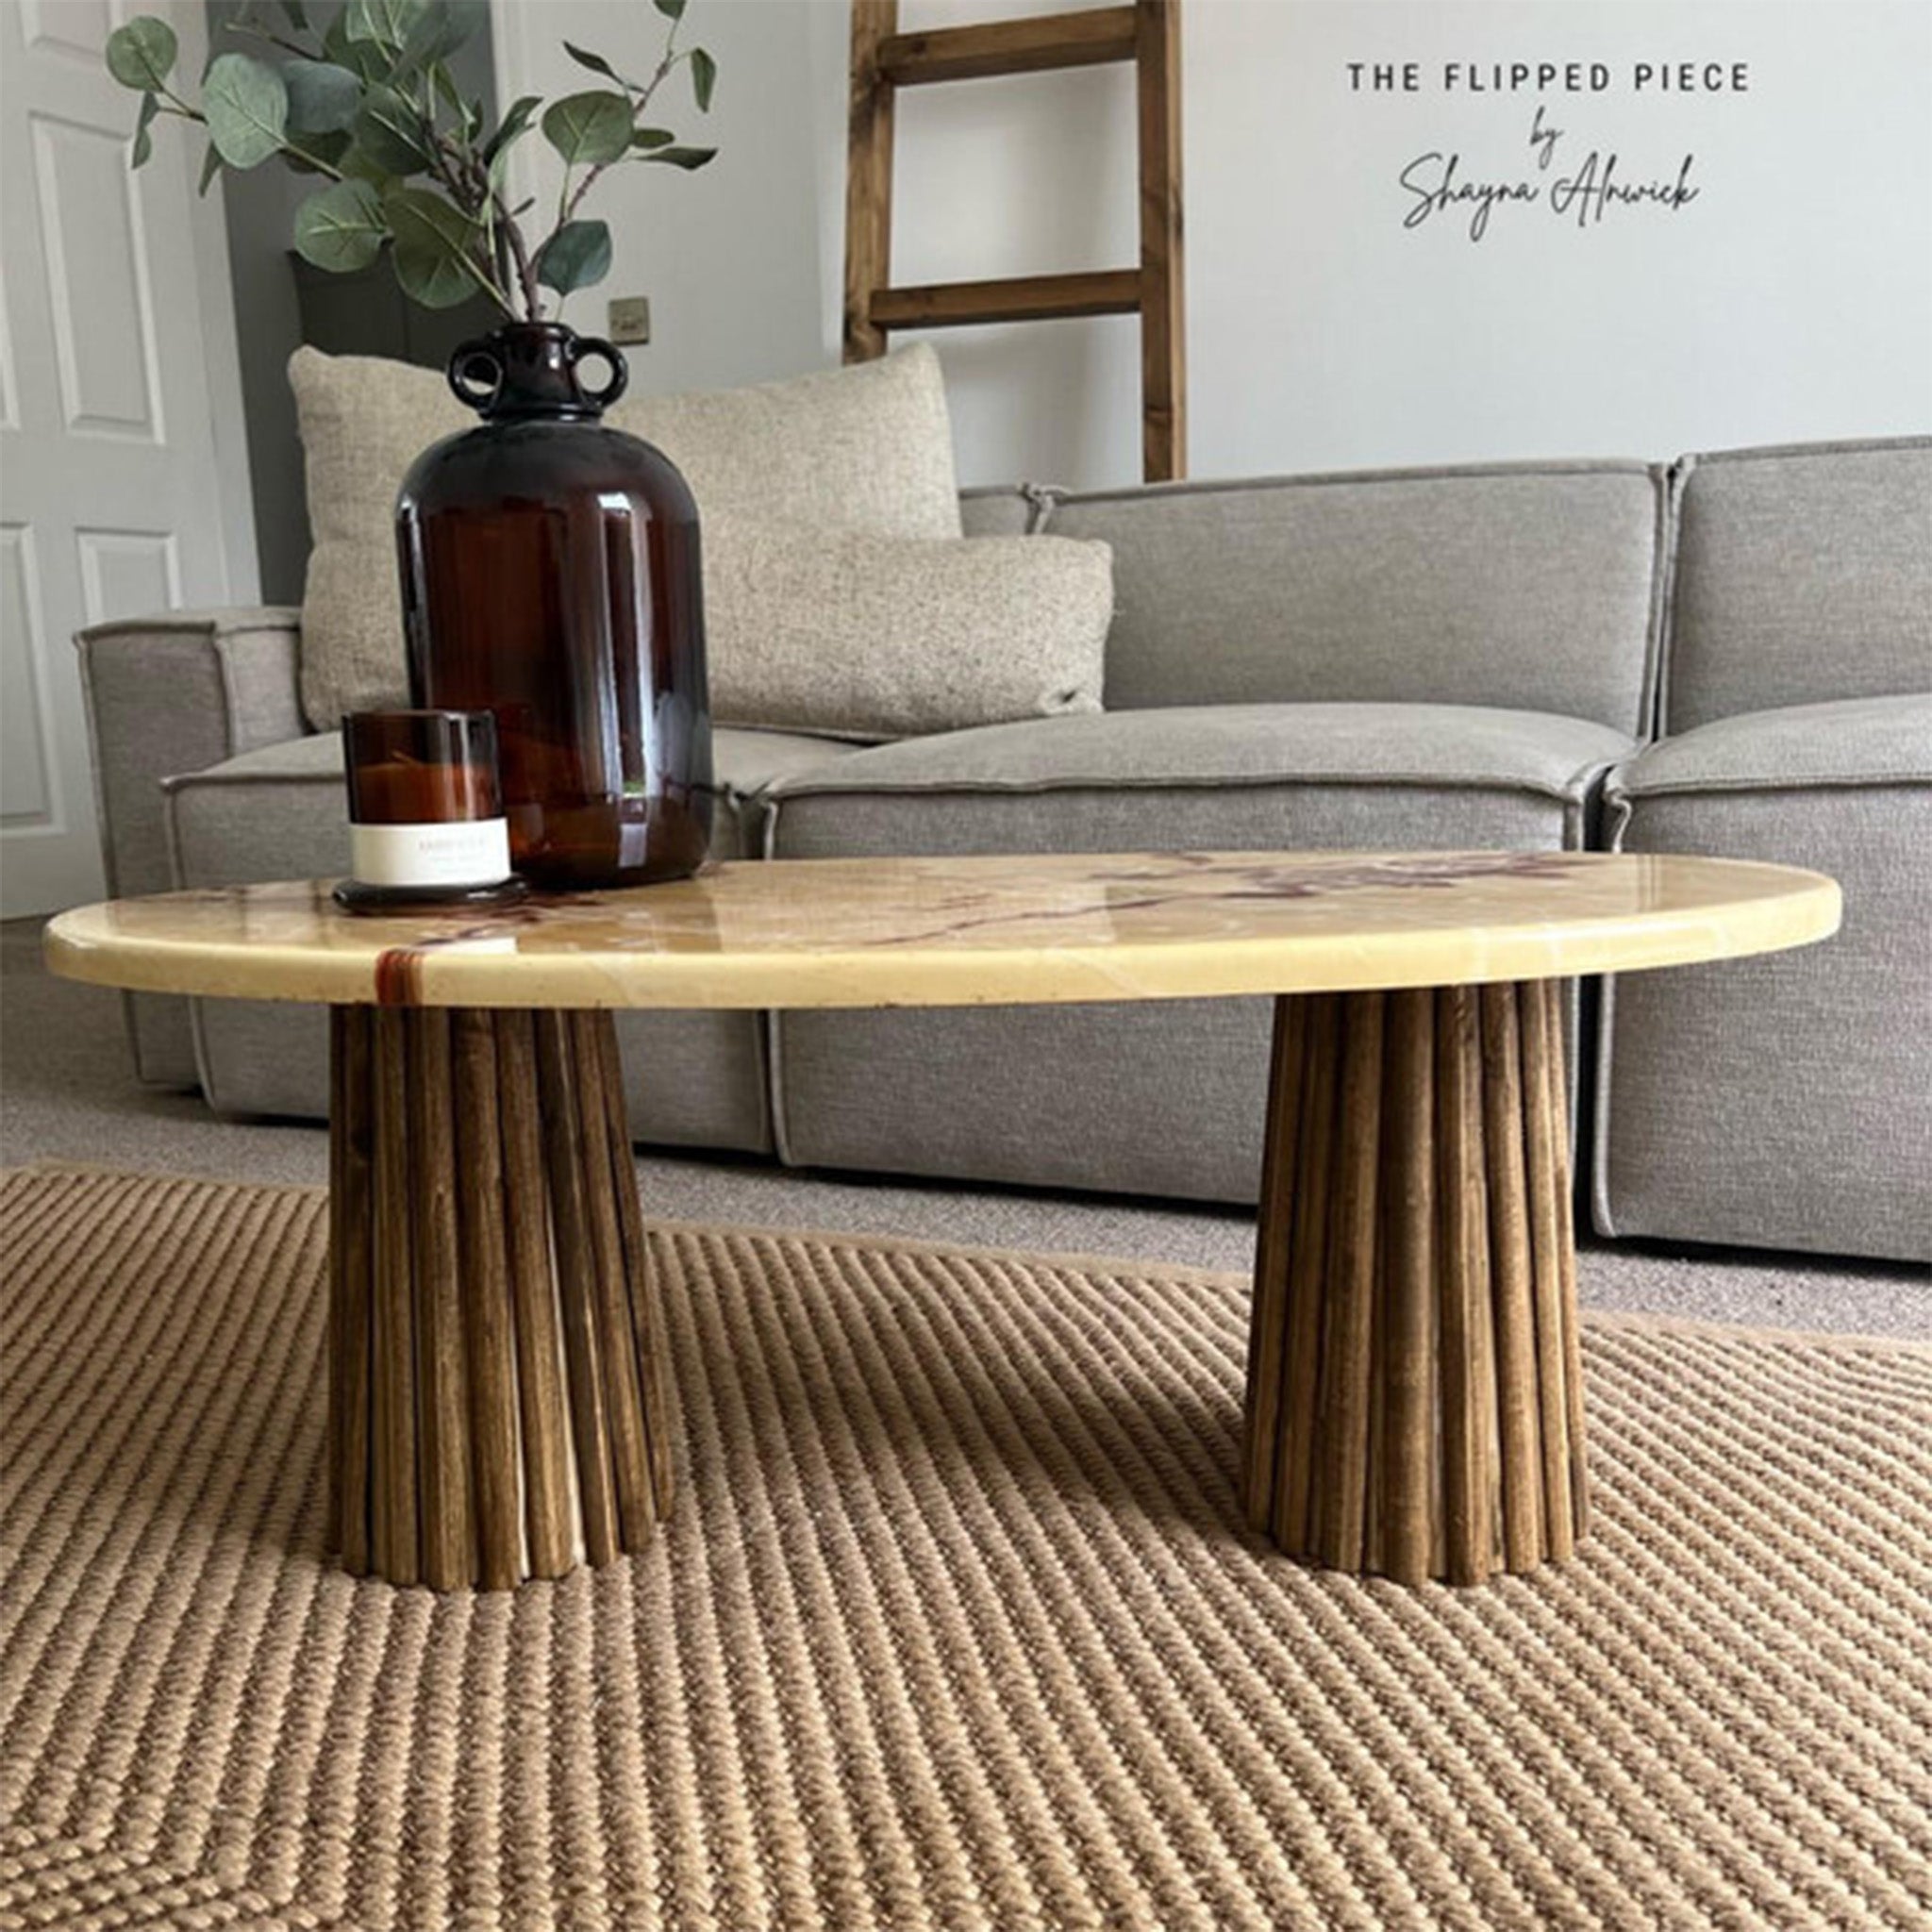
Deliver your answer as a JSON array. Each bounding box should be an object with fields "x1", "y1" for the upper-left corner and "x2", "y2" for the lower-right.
[{"x1": 42, "y1": 851, "x2": 1840, "y2": 1011}]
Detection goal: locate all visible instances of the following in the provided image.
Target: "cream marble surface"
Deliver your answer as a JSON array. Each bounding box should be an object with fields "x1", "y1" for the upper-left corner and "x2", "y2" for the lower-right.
[{"x1": 43, "y1": 852, "x2": 1840, "y2": 1011}]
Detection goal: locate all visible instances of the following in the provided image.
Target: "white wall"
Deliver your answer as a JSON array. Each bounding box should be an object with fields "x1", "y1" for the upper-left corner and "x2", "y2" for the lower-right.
[{"x1": 500, "y1": 0, "x2": 1932, "y2": 486}]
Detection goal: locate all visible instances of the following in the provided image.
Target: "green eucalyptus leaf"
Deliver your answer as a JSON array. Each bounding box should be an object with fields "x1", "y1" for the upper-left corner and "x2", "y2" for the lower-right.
[
  {"x1": 203, "y1": 52, "x2": 289, "y2": 169},
  {"x1": 283, "y1": 58, "x2": 361, "y2": 133},
  {"x1": 399, "y1": 0, "x2": 482, "y2": 75},
  {"x1": 430, "y1": 61, "x2": 465, "y2": 125},
  {"x1": 385, "y1": 186, "x2": 483, "y2": 308},
  {"x1": 337, "y1": 140, "x2": 396, "y2": 187},
  {"x1": 344, "y1": 0, "x2": 425, "y2": 52},
  {"x1": 198, "y1": 142, "x2": 224, "y2": 196},
  {"x1": 629, "y1": 127, "x2": 675, "y2": 150},
  {"x1": 562, "y1": 42, "x2": 639, "y2": 89},
  {"x1": 130, "y1": 91, "x2": 160, "y2": 169},
  {"x1": 106, "y1": 17, "x2": 177, "y2": 92},
  {"x1": 690, "y1": 47, "x2": 716, "y2": 112},
  {"x1": 279, "y1": 0, "x2": 311, "y2": 29},
  {"x1": 653, "y1": 0, "x2": 686, "y2": 18},
  {"x1": 562, "y1": 42, "x2": 613, "y2": 79},
  {"x1": 285, "y1": 127, "x2": 351, "y2": 174},
  {"x1": 641, "y1": 144, "x2": 716, "y2": 171},
  {"x1": 293, "y1": 178, "x2": 387, "y2": 271},
  {"x1": 541, "y1": 90, "x2": 632, "y2": 167},
  {"x1": 323, "y1": 10, "x2": 387, "y2": 79},
  {"x1": 480, "y1": 92, "x2": 541, "y2": 164},
  {"x1": 536, "y1": 218, "x2": 611, "y2": 296},
  {"x1": 354, "y1": 82, "x2": 434, "y2": 173}
]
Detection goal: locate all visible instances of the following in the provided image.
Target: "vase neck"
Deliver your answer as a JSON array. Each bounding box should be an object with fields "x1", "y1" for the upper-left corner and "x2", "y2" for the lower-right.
[{"x1": 447, "y1": 324, "x2": 626, "y2": 423}]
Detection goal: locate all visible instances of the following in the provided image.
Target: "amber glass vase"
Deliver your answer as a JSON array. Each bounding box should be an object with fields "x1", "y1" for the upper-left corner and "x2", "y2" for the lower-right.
[{"x1": 394, "y1": 323, "x2": 712, "y2": 889}]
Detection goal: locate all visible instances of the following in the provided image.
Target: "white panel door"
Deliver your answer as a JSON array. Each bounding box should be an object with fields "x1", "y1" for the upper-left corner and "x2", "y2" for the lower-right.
[{"x1": 0, "y1": 0, "x2": 251, "y2": 915}]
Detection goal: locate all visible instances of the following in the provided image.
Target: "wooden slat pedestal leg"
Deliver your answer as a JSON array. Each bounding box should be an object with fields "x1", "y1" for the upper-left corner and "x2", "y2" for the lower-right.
[
  {"x1": 1241, "y1": 980, "x2": 1588, "y2": 1585},
  {"x1": 326, "y1": 1005, "x2": 675, "y2": 1589}
]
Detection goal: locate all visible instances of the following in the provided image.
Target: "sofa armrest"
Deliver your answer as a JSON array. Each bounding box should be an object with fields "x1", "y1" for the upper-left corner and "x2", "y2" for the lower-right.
[{"x1": 76, "y1": 608, "x2": 306, "y2": 901}]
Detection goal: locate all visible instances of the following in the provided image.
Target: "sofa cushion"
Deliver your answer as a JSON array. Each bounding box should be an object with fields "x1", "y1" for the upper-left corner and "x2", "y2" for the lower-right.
[
  {"x1": 159, "y1": 725, "x2": 858, "y2": 1140},
  {"x1": 704, "y1": 522, "x2": 1110, "y2": 741},
  {"x1": 165, "y1": 724, "x2": 858, "y2": 879},
  {"x1": 1041, "y1": 464, "x2": 1665, "y2": 737},
  {"x1": 766, "y1": 702, "x2": 1635, "y2": 858},
  {"x1": 291, "y1": 342, "x2": 963, "y2": 731},
  {"x1": 1665, "y1": 440, "x2": 1932, "y2": 734},
  {"x1": 1610, "y1": 691, "x2": 1932, "y2": 800},
  {"x1": 763, "y1": 702, "x2": 1618, "y2": 1200},
  {"x1": 1595, "y1": 693, "x2": 1932, "y2": 1261}
]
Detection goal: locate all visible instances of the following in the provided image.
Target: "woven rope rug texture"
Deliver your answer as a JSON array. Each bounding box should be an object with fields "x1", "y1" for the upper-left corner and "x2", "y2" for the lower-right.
[{"x1": 1, "y1": 1165, "x2": 1928, "y2": 1932}]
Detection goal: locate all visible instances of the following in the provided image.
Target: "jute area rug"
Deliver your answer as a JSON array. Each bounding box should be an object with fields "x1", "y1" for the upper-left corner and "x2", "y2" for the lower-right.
[{"x1": 2, "y1": 1167, "x2": 1928, "y2": 1932}]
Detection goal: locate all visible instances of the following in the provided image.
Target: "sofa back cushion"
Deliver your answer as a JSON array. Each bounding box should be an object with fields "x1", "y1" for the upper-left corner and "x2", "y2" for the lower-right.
[
  {"x1": 291, "y1": 342, "x2": 962, "y2": 731},
  {"x1": 1664, "y1": 439, "x2": 1932, "y2": 734},
  {"x1": 1042, "y1": 463, "x2": 1666, "y2": 737},
  {"x1": 702, "y1": 521, "x2": 1110, "y2": 740}
]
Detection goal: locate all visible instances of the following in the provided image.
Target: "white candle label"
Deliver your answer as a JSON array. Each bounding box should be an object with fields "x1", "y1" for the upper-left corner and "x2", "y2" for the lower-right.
[{"x1": 350, "y1": 818, "x2": 512, "y2": 889}]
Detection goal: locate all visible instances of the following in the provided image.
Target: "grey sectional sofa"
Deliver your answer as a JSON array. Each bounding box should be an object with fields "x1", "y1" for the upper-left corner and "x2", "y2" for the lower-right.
[{"x1": 75, "y1": 437, "x2": 1930, "y2": 1261}]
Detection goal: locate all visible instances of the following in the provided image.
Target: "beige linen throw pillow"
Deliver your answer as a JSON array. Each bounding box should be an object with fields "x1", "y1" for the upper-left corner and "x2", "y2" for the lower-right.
[
  {"x1": 291, "y1": 341, "x2": 965, "y2": 730},
  {"x1": 702, "y1": 518, "x2": 1111, "y2": 740}
]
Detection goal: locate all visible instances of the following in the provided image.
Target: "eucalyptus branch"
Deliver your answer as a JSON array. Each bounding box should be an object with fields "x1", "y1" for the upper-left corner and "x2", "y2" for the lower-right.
[
  {"x1": 493, "y1": 189, "x2": 543, "y2": 319},
  {"x1": 220, "y1": 17, "x2": 316, "y2": 60},
  {"x1": 107, "y1": 1, "x2": 715, "y2": 326},
  {"x1": 454, "y1": 248, "x2": 517, "y2": 317},
  {"x1": 561, "y1": 159, "x2": 609, "y2": 227},
  {"x1": 428, "y1": 129, "x2": 482, "y2": 215},
  {"x1": 279, "y1": 138, "x2": 346, "y2": 180}
]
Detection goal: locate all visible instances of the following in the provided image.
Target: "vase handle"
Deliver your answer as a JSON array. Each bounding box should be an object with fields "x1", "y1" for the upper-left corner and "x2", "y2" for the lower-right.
[
  {"x1": 570, "y1": 336, "x2": 629, "y2": 408},
  {"x1": 447, "y1": 339, "x2": 505, "y2": 410}
]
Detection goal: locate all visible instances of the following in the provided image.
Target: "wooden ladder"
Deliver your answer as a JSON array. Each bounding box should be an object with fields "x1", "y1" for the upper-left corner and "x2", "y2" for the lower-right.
[{"x1": 844, "y1": 0, "x2": 1185, "y2": 483}]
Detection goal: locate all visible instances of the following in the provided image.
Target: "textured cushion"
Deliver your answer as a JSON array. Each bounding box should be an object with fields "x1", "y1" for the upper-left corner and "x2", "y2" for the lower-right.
[
  {"x1": 1665, "y1": 440, "x2": 1932, "y2": 734},
  {"x1": 705, "y1": 522, "x2": 1110, "y2": 740},
  {"x1": 291, "y1": 343, "x2": 962, "y2": 731},
  {"x1": 1595, "y1": 693, "x2": 1932, "y2": 1261},
  {"x1": 162, "y1": 725, "x2": 858, "y2": 1138},
  {"x1": 167, "y1": 724, "x2": 858, "y2": 875},
  {"x1": 765, "y1": 702, "x2": 1620, "y2": 1202},
  {"x1": 766, "y1": 702, "x2": 1634, "y2": 858},
  {"x1": 1608, "y1": 692, "x2": 1932, "y2": 796},
  {"x1": 1041, "y1": 464, "x2": 1666, "y2": 737}
]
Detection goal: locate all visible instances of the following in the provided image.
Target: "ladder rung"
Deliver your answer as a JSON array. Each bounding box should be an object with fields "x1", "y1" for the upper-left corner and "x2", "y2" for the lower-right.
[
  {"x1": 875, "y1": 7, "x2": 1138, "y2": 86},
  {"x1": 871, "y1": 270, "x2": 1142, "y2": 331}
]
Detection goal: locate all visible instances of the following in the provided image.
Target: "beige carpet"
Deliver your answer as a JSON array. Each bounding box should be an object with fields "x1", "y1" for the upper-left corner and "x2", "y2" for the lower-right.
[{"x1": 2, "y1": 1168, "x2": 1928, "y2": 1932}]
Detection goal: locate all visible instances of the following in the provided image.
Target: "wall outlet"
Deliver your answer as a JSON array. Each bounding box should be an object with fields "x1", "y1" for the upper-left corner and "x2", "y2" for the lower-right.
[{"x1": 607, "y1": 296, "x2": 651, "y2": 346}]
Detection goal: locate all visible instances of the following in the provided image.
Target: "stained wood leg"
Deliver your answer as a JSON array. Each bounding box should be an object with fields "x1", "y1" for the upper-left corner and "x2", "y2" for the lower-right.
[
  {"x1": 327, "y1": 1006, "x2": 675, "y2": 1589},
  {"x1": 1242, "y1": 981, "x2": 1588, "y2": 1585}
]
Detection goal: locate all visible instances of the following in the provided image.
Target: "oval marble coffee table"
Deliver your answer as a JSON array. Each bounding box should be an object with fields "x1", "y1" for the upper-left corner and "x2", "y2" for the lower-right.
[{"x1": 45, "y1": 851, "x2": 1839, "y2": 1592}]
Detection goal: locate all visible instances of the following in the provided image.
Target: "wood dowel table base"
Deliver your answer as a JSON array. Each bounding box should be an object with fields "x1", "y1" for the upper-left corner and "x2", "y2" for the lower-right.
[
  {"x1": 326, "y1": 1004, "x2": 675, "y2": 1590},
  {"x1": 1241, "y1": 979, "x2": 1589, "y2": 1586}
]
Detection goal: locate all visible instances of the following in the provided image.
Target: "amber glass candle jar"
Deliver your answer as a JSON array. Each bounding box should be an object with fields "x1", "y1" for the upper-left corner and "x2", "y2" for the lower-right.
[{"x1": 335, "y1": 709, "x2": 527, "y2": 912}]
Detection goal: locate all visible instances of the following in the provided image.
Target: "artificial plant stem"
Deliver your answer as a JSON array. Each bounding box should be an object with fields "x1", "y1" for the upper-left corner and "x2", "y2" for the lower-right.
[
  {"x1": 280, "y1": 140, "x2": 345, "y2": 181},
  {"x1": 556, "y1": 29, "x2": 680, "y2": 229},
  {"x1": 222, "y1": 18, "x2": 316, "y2": 59},
  {"x1": 495, "y1": 195, "x2": 543, "y2": 319}
]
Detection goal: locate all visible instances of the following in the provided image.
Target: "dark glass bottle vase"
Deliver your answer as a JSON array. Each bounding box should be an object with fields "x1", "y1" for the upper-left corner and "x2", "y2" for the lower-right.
[{"x1": 395, "y1": 322, "x2": 712, "y2": 890}]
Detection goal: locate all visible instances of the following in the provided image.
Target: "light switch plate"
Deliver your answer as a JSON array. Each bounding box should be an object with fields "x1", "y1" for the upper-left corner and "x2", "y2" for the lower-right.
[{"x1": 607, "y1": 296, "x2": 651, "y2": 345}]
